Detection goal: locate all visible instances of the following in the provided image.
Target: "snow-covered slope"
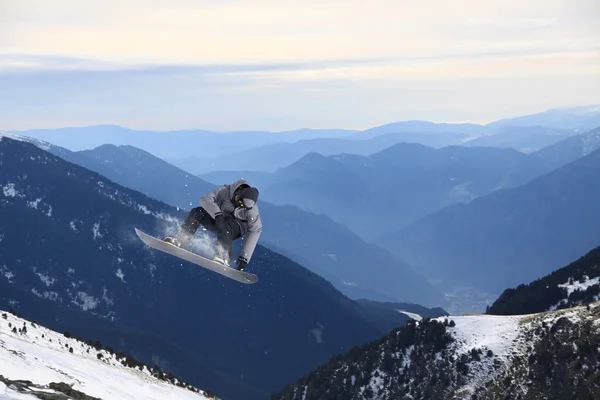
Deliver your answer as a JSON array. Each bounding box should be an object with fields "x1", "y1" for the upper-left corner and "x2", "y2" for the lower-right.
[
  {"x1": 0, "y1": 310, "x2": 216, "y2": 400},
  {"x1": 0, "y1": 131, "x2": 54, "y2": 152},
  {"x1": 273, "y1": 303, "x2": 600, "y2": 399},
  {"x1": 440, "y1": 304, "x2": 600, "y2": 399},
  {"x1": 549, "y1": 275, "x2": 600, "y2": 311}
]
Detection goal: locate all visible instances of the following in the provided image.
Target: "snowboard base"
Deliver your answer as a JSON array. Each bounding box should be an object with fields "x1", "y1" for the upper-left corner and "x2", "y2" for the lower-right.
[{"x1": 135, "y1": 228, "x2": 258, "y2": 284}]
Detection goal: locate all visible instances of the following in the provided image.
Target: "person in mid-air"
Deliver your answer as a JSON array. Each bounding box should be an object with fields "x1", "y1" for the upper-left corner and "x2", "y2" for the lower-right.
[{"x1": 164, "y1": 179, "x2": 261, "y2": 271}]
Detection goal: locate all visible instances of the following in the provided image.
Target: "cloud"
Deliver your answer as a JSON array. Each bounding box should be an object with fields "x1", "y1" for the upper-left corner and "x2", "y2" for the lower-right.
[
  {"x1": 466, "y1": 17, "x2": 558, "y2": 28},
  {"x1": 3, "y1": 0, "x2": 598, "y2": 66},
  {"x1": 2, "y1": 38, "x2": 598, "y2": 78},
  {"x1": 1, "y1": 0, "x2": 598, "y2": 131}
]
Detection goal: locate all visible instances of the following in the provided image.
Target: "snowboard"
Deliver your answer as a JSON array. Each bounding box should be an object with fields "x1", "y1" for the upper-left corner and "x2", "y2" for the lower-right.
[{"x1": 134, "y1": 228, "x2": 258, "y2": 284}]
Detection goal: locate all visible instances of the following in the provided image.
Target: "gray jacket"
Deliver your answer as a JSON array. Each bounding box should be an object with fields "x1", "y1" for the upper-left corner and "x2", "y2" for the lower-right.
[{"x1": 199, "y1": 179, "x2": 262, "y2": 262}]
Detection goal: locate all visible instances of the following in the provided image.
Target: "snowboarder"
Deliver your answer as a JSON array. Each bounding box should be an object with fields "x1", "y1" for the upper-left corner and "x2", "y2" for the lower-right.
[{"x1": 164, "y1": 179, "x2": 261, "y2": 271}]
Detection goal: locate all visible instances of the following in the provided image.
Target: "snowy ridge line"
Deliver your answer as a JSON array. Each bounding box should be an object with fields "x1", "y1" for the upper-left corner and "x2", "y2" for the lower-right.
[
  {"x1": 0, "y1": 309, "x2": 217, "y2": 399},
  {"x1": 0, "y1": 131, "x2": 53, "y2": 151},
  {"x1": 434, "y1": 302, "x2": 600, "y2": 398},
  {"x1": 0, "y1": 133, "x2": 181, "y2": 223}
]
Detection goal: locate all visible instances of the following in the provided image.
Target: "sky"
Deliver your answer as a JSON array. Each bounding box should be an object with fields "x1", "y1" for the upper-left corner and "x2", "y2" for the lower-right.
[{"x1": 1, "y1": 0, "x2": 599, "y2": 131}]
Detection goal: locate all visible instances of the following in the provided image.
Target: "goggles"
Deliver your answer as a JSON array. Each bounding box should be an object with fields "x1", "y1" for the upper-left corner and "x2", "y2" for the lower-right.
[{"x1": 237, "y1": 196, "x2": 255, "y2": 209}]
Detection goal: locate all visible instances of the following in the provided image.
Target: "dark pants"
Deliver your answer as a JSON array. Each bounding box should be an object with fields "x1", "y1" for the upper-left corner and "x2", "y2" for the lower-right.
[{"x1": 180, "y1": 207, "x2": 241, "y2": 260}]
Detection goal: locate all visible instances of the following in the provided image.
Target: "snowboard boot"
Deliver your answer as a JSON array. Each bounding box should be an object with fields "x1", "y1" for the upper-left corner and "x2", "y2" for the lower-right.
[
  {"x1": 163, "y1": 236, "x2": 182, "y2": 247},
  {"x1": 163, "y1": 231, "x2": 192, "y2": 248},
  {"x1": 213, "y1": 254, "x2": 230, "y2": 267}
]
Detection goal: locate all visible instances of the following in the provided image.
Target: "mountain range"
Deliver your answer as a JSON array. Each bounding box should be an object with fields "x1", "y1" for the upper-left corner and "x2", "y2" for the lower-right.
[
  {"x1": 186, "y1": 125, "x2": 580, "y2": 175},
  {"x1": 3, "y1": 104, "x2": 600, "y2": 399},
  {"x1": 197, "y1": 127, "x2": 600, "y2": 303},
  {"x1": 389, "y1": 145, "x2": 600, "y2": 295},
  {"x1": 463, "y1": 125, "x2": 577, "y2": 153},
  {"x1": 201, "y1": 143, "x2": 554, "y2": 242},
  {"x1": 18, "y1": 123, "x2": 599, "y2": 313},
  {"x1": 15, "y1": 125, "x2": 360, "y2": 161},
  {"x1": 0, "y1": 136, "x2": 448, "y2": 400},
  {"x1": 172, "y1": 130, "x2": 473, "y2": 175},
  {"x1": 4, "y1": 133, "x2": 444, "y2": 306},
  {"x1": 13, "y1": 105, "x2": 600, "y2": 175}
]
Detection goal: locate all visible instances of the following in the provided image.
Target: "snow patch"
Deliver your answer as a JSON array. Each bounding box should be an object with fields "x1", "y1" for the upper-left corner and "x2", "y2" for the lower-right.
[
  {"x1": 310, "y1": 323, "x2": 324, "y2": 344},
  {"x1": 0, "y1": 131, "x2": 26, "y2": 142},
  {"x1": 436, "y1": 314, "x2": 525, "y2": 397},
  {"x1": 0, "y1": 265, "x2": 14, "y2": 283},
  {"x1": 549, "y1": 275, "x2": 600, "y2": 310},
  {"x1": 560, "y1": 275, "x2": 600, "y2": 296},
  {"x1": 115, "y1": 268, "x2": 125, "y2": 282},
  {"x1": 397, "y1": 310, "x2": 423, "y2": 321},
  {"x1": 27, "y1": 198, "x2": 42, "y2": 209},
  {"x1": 41, "y1": 291, "x2": 59, "y2": 301},
  {"x1": 0, "y1": 131, "x2": 54, "y2": 151},
  {"x1": 102, "y1": 288, "x2": 114, "y2": 306},
  {"x1": 443, "y1": 314, "x2": 522, "y2": 361},
  {"x1": 74, "y1": 292, "x2": 99, "y2": 311},
  {"x1": 69, "y1": 220, "x2": 79, "y2": 232},
  {"x1": 36, "y1": 273, "x2": 55, "y2": 287},
  {"x1": 137, "y1": 204, "x2": 152, "y2": 215},
  {"x1": 93, "y1": 222, "x2": 103, "y2": 239},
  {"x1": 2, "y1": 183, "x2": 17, "y2": 197}
]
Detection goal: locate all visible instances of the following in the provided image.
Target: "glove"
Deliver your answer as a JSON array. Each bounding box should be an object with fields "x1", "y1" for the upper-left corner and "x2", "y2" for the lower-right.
[{"x1": 236, "y1": 257, "x2": 248, "y2": 271}]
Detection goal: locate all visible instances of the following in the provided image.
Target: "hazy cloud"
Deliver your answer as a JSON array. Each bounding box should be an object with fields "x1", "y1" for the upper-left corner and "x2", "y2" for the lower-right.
[{"x1": 1, "y1": 0, "x2": 599, "y2": 130}]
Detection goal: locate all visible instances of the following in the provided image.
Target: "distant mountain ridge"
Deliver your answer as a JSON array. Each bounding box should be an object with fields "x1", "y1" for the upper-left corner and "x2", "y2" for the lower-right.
[
  {"x1": 177, "y1": 130, "x2": 472, "y2": 174},
  {"x1": 192, "y1": 125, "x2": 582, "y2": 174},
  {"x1": 359, "y1": 120, "x2": 485, "y2": 138},
  {"x1": 206, "y1": 142, "x2": 554, "y2": 242},
  {"x1": 14, "y1": 125, "x2": 360, "y2": 160},
  {"x1": 489, "y1": 105, "x2": 600, "y2": 130},
  {"x1": 13, "y1": 105, "x2": 600, "y2": 174},
  {"x1": 463, "y1": 125, "x2": 578, "y2": 153},
  {"x1": 389, "y1": 145, "x2": 600, "y2": 295},
  {"x1": 534, "y1": 126, "x2": 600, "y2": 168}
]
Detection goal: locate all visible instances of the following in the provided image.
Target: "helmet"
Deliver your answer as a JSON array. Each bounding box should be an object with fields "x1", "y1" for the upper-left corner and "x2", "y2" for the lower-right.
[{"x1": 235, "y1": 186, "x2": 259, "y2": 209}]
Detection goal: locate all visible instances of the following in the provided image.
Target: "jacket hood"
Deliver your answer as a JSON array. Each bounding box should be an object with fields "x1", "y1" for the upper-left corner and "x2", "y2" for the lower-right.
[{"x1": 229, "y1": 179, "x2": 251, "y2": 199}]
